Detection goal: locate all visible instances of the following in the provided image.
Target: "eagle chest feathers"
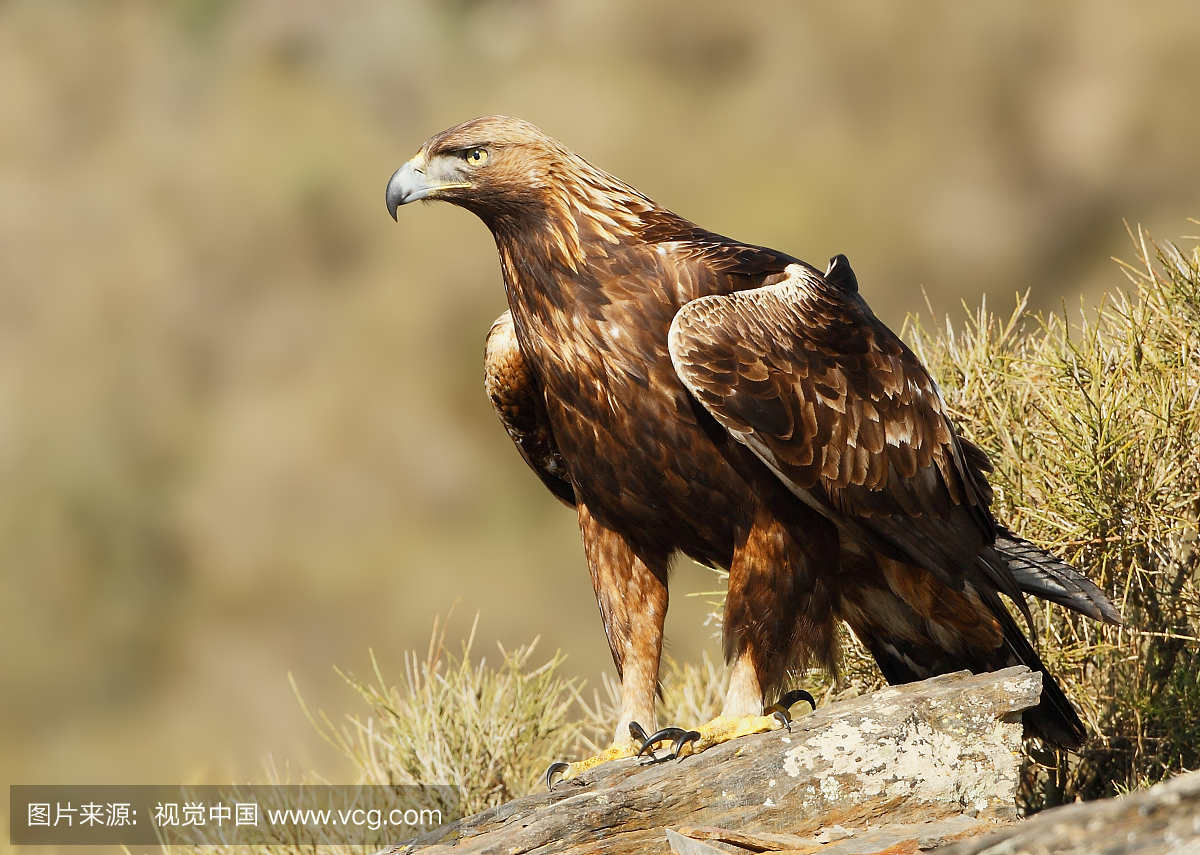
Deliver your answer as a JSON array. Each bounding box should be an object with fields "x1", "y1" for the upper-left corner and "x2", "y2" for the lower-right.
[
  {"x1": 390, "y1": 115, "x2": 1120, "y2": 755},
  {"x1": 499, "y1": 236, "x2": 740, "y2": 538}
]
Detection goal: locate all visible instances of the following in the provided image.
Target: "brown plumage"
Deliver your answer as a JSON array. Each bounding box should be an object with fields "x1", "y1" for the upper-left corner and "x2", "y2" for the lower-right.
[{"x1": 387, "y1": 116, "x2": 1120, "y2": 750}]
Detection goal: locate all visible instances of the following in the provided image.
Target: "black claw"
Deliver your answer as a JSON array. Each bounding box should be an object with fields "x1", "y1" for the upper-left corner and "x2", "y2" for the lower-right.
[
  {"x1": 637, "y1": 726, "x2": 691, "y2": 761},
  {"x1": 628, "y1": 721, "x2": 650, "y2": 744},
  {"x1": 766, "y1": 689, "x2": 817, "y2": 731},
  {"x1": 545, "y1": 761, "x2": 570, "y2": 791},
  {"x1": 772, "y1": 709, "x2": 792, "y2": 732},
  {"x1": 777, "y1": 689, "x2": 817, "y2": 712},
  {"x1": 673, "y1": 730, "x2": 701, "y2": 761}
]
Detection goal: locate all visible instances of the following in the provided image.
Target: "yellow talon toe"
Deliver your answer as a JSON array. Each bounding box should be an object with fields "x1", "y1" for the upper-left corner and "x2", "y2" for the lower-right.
[
  {"x1": 545, "y1": 740, "x2": 641, "y2": 789},
  {"x1": 675, "y1": 713, "x2": 784, "y2": 758}
]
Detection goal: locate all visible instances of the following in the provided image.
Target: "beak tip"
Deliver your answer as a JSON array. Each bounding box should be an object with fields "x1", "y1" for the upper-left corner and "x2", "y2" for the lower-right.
[
  {"x1": 386, "y1": 158, "x2": 443, "y2": 219},
  {"x1": 385, "y1": 164, "x2": 409, "y2": 221}
]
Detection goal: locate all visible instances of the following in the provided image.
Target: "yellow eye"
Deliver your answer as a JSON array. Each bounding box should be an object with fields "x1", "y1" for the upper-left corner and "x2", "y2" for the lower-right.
[{"x1": 463, "y1": 147, "x2": 489, "y2": 165}]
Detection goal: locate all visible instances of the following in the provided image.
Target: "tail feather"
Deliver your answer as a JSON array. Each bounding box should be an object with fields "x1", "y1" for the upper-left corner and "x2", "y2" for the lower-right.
[
  {"x1": 995, "y1": 526, "x2": 1122, "y2": 625},
  {"x1": 862, "y1": 581, "x2": 1088, "y2": 750},
  {"x1": 993, "y1": 595, "x2": 1086, "y2": 749},
  {"x1": 850, "y1": 527, "x2": 1114, "y2": 749}
]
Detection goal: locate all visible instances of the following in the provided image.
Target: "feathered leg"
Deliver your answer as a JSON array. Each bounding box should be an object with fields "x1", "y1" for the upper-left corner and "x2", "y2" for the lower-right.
[
  {"x1": 578, "y1": 502, "x2": 670, "y2": 738},
  {"x1": 546, "y1": 502, "x2": 669, "y2": 788},
  {"x1": 634, "y1": 505, "x2": 833, "y2": 764},
  {"x1": 723, "y1": 505, "x2": 839, "y2": 713}
]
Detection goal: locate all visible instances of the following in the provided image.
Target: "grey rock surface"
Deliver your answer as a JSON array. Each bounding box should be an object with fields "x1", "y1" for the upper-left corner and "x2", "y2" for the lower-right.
[{"x1": 943, "y1": 769, "x2": 1200, "y2": 855}]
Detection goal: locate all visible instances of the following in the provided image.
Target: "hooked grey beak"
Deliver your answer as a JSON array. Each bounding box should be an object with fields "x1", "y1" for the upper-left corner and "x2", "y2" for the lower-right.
[{"x1": 385, "y1": 159, "x2": 431, "y2": 220}]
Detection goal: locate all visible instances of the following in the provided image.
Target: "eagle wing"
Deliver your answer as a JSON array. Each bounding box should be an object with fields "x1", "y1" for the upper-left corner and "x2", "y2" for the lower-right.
[
  {"x1": 667, "y1": 259, "x2": 1018, "y2": 598},
  {"x1": 484, "y1": 311, "x2": 576, "y2": 506}
]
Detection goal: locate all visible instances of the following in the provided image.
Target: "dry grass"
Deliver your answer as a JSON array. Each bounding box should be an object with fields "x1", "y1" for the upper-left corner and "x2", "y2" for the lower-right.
[
  {"x1": 165, "y1": 612, "x2": 607, "y2": 855},
  {"x1": 904, "y1": 222, "x2": 1200, "y2": 803},
  {"x1": 305, "y1": 612, "x2": 610, "y2": 817}
]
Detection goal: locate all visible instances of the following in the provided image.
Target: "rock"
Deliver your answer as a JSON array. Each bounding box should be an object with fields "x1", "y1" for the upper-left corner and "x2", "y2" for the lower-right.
[
  {"x1": 666, "y1": 815, "x2": 996, "y2": 854},
  {"x1": 942, "y1": 769, "x2": 1200, "y2": 854},
  {"x1": 387, "y1": 667, "x2": 1039, "y2": 855}
]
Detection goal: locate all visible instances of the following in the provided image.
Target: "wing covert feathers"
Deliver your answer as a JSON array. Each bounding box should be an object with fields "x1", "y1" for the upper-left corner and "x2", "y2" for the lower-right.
[
  {"x1": 668, "y1": 263, "x2": 998, "y2": 585},
  {"x1": 668, "y1": 261, "x2": 1119, "y2": 628},
  {"x1": 669, "y1": 264, "x2": 973, "y2": 506}
]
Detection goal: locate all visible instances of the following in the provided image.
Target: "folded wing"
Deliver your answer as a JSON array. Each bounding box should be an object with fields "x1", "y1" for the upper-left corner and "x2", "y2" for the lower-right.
[
  {"x1": 484, "y1": 311, "x2": 576, "y2": 507},
  {"x1": 668, "y1": 261, "x2": 1008, "y2": 594}
]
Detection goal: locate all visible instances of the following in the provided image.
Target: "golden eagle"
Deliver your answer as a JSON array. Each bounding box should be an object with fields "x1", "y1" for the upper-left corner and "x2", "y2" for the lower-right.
[{"x1": 386, "y1": 117, "x2": 1119, "y2": 779}]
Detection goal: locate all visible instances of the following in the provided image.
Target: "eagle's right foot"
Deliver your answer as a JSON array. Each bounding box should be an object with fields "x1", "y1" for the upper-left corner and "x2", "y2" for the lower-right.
[
  {"x1": 765, "y1": 689, "x2": 817, "y2": 732},
  {"x1": 634, "y1": 689, "x2": 818, "y2": 763},
  {"x1": 544, "y1": 722, "x2": 650, "y2": 790}
]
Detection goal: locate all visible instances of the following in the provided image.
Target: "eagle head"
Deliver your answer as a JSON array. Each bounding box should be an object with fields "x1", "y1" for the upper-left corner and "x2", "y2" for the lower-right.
[{"x1": 385, "y1": 116, "x2": 570, "y2": 224}]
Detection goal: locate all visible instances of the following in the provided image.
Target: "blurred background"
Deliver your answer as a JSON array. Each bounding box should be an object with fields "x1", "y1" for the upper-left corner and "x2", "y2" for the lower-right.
[{"x1": 2, "y1": 0, "x2": 1199, "y2": 838}]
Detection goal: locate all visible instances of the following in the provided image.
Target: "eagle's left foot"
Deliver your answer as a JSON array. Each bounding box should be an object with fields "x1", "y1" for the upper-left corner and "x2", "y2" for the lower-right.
[
  {"x1": 637, "y1": 689, "x2": 817, "y2": 762},
  {"x1": 544, "y1": 722, "x2": 650, "y2": 790},
  {"x1": 635, "y1": 726, "x2": 702, "y2": 762}
]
